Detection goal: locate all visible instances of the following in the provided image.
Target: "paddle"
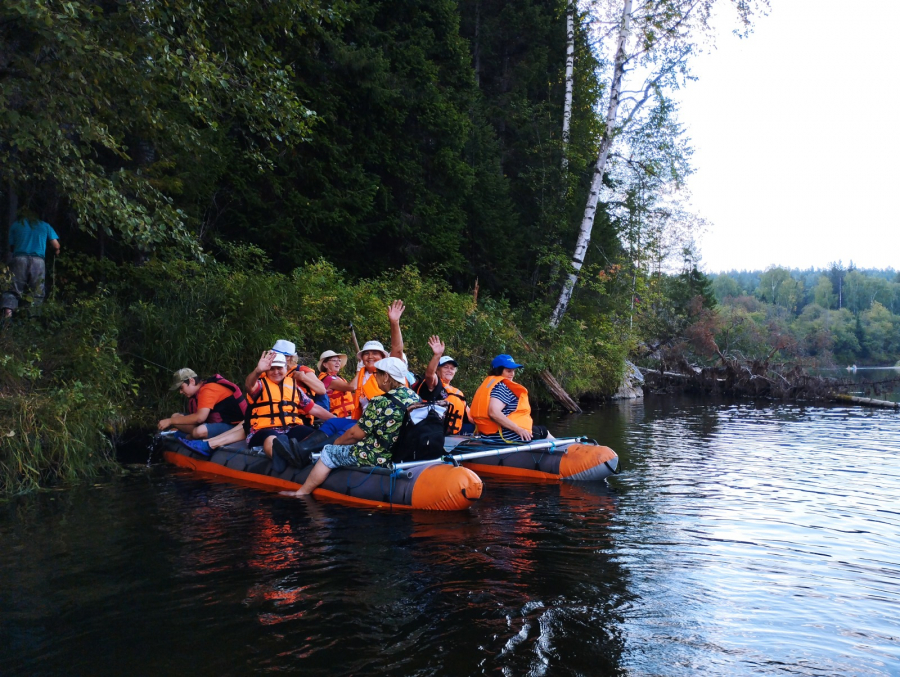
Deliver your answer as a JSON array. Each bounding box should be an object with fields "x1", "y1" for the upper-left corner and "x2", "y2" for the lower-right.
[{"x1": 394, "y1": 437, "x2": 583, "y2": 470}]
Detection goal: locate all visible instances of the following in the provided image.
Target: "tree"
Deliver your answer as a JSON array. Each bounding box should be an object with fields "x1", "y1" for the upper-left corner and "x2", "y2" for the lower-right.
[
  {"x1": 550, "y1": 0, "x2": 765, "y2": 327},
  {"x1": 812, "y1": 275, "x2": 836, "y2": 309},
  {"x1": 1, "y1": 0, "x2": 320, "y2": 252}
]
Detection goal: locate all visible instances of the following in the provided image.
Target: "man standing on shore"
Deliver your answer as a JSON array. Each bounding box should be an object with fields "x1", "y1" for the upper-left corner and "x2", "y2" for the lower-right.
[{"x1": 2, "y1": 209, "x2": 60, "y2": 318}]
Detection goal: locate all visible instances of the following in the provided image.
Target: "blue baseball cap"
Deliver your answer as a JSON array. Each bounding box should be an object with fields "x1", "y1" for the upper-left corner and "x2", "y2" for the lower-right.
[{"x1": 491, "y1": 354, "x2": 523, "y2": 369}]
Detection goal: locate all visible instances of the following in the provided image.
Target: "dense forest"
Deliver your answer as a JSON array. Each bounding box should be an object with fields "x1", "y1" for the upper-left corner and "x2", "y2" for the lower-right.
[
  {"x1": 702, "y1": 265, "x2": 900, "y2": 366},
  {"x1": 1, "y1": 0, "x2": 768, "y2": 491}
]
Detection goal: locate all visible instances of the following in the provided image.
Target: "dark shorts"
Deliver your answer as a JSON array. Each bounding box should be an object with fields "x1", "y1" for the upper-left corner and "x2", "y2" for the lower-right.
[
  {"x1": 203, "y1": 422, "x2": 238, "y2": 438},
  {"x1": 531, "y1": 425, "x2": 550, "y2": 440},
  {"x1": 247, "y1": 425, "x2": 315, "y2": 448}
]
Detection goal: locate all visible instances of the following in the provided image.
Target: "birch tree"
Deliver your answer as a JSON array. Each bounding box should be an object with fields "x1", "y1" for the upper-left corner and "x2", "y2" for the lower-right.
[
  {"x1": 561, "y1": 0, "x2": 576, "y2": 173},
  {"x1": 550, "y1": 0, "x2": 765, "y2": 328}
]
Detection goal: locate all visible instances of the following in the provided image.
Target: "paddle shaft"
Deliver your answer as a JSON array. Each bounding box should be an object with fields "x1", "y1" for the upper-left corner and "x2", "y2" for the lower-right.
[{"x1": 394, "y1": 437, "x2": 580, "y2": 470}]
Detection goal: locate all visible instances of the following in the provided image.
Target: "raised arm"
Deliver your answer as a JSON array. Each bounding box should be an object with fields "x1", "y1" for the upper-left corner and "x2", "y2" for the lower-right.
[
  {"x1": 245, "y1": 351, "x2": 273, "y2": 394},
  {"x1": 387, "y1": 300, "x2": 405, "y2": 358},
  {"x1": 423, "y1": 335, "x2": 444, "y2": 388}
]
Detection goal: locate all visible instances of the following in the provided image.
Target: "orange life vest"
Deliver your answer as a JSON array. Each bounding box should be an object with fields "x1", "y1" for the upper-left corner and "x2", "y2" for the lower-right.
[
  {"x1": 351, "y1": 369, "x2": 408, "y2": 419},
  {"x1": 247, "y1": 377, "x2": 308, "y2": 430},
  {"x1": 319, "y1": 372, "x2": 354, "y2": 418},
  {"x1": 417, "y1": 378, "x2": 467, "y2": 434},
  {"x1": 469, "y1": 375, "x2": 532, "y2": 435}
]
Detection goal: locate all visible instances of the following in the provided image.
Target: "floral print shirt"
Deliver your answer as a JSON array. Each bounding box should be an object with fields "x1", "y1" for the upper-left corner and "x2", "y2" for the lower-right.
[{"x1": 350, "y1": 386, "x2": 420, "y2": 466}]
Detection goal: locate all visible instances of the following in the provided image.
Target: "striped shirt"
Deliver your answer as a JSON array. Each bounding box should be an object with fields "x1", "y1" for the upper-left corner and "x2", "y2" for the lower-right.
[{"x1": 479, "y1": 382, "x2": 525, "y2": 444}]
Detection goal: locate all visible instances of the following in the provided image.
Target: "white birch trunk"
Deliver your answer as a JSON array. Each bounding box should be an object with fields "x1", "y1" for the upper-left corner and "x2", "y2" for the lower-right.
[
  {"x1": 550, "y1": 0, "x2": 632, "y2": 328},
  {"x1": 561, "y1": 0, "x2": 575, "y2": 173}
]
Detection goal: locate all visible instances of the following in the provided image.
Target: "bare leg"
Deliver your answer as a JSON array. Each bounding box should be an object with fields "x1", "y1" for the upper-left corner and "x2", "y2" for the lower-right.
[
  {"x1": 190, "y1": 424, "x2": 210, "y2": 440},
  {"x1": 262, "y1": 436, "x2": 276, "y2": 458},
  {"x1": 283, "y1": 458, "x2": 332, "y2": 497}
]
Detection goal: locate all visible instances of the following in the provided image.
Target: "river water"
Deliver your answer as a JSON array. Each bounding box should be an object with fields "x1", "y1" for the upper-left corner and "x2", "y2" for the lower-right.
[{"x1": 2, "y1": 398, "x2": 899, "y2": 676}]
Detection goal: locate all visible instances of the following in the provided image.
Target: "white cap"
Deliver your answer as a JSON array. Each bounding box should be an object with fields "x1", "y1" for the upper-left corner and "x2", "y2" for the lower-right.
[
  {"x1": 356, "y1": 340, "x2": 388, "y2": 361},
  {"x1": 270, "y1": 353, "x2": 287, "y2": 368},
  {"x1": 272, "y1": 339, "x2": 296, "y2": 355},
  {"x1": 438, "y1": 356, "x2": 458, "y2": 367},
  {"x1": 373, "y1": 357, "x2": 407, "y2": 385}
]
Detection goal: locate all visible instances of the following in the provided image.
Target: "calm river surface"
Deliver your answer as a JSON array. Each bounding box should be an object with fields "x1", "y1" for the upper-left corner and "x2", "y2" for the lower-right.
[{"x1": 2, "y1": 397, "x2": 899, "y2": 676}]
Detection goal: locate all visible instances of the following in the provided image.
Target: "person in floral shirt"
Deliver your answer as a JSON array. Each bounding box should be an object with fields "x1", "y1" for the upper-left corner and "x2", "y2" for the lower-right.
[{"x1": 286, "y1": 357, "x2": 420, "y2": 496}]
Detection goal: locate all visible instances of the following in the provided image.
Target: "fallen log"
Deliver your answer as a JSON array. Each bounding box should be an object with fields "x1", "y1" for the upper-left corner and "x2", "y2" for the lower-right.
[{"x1": 832, "y1": 394, "x2": 900, "y2": 409}]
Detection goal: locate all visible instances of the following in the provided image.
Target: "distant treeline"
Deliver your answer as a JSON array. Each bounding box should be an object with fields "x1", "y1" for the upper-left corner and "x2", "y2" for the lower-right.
[{"x1": 696, "y1": 265, "x2": 900, "y2": 365}]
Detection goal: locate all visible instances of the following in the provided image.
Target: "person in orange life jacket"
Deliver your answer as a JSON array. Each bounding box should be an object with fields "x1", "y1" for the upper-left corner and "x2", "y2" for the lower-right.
[
  {"x1": 271, "y1": 339, "x2": 330, "y2": 414},
  {"x1": 158, "y1": 368, "x2": 247, "y2": 439},
  {"x1": 243, "y1": 350, "x2": 334, "y2": 459},
  {"x1": 317, "y1": 300, "x2": 407, "y2": 439},
  {"x1": 283, "y1": 357, "x2": 420, "y2": 497},
  {"x1": 350, "y1": 299, "x2": 406, "y2": 416},
  {"x1": 317, "y1": 350, "x2": 355, "y2": 418},
  {"x1": 416, "y1": 335, "x2": 473, "y2": 435},
  {"x1": 470, "y1": 354, "x2": 553, "y2": 444}
]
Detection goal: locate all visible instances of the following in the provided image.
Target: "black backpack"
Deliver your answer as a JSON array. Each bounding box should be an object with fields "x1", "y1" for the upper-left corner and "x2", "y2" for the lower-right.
[{"x1": 386, "y1": 395, "x2": 447, "y2": 463}]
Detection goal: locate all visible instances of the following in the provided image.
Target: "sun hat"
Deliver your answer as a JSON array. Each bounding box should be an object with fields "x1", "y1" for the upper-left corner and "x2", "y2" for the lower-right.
[
  {"x1": 356, "y1": 340, "x2": 388, "y2": 361},
  {"x1": 317, "y1": 350, "x2": 348, "y2": 372},
  {"x1": 269, "y1": 353, "x2": 287, "y2": 368},
  {"x1": 373, "y1": 357, "x2": 408, "y2": 385},
  {"x1": 272, "y1": 339, "x2": 297, "y2": 355},
  {"x1": 491, "y1": 354, "x2": 523, "y2": 369},
  {"x1": 170, "y1": 367, "x2": 198, "y2": 390},
  {"x1": 438, "y1": 356, "x2": 458, "y2": 367}
]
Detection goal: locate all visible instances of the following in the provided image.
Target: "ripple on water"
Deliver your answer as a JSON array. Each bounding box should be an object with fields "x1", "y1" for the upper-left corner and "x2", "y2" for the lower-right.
[{"x1": 1, "y1": 402, "x2": 899, "y2": 676}]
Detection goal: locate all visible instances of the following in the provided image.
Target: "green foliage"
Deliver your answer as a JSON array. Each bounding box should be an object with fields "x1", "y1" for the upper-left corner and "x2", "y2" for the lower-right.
[
  {"x1": 0, "y1": 297, "x2": 131, "y2": 494},
  {"x1": 680, "y1": 267, "x2": 900, "y2": 366},
  {"x1": 1, "y1": 0, "x2": 321, "y2": 250}
]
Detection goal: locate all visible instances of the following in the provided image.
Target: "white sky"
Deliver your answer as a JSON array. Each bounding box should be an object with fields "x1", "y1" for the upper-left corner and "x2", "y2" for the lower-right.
[{"x1": 674, "y1": 0, "x2": 900, "y2": 273}]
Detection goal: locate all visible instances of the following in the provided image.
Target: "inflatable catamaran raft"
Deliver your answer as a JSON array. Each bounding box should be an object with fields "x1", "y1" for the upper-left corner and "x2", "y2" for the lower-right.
[{"x1": 158, "y1": 433, "x2": 618, "y2": 510}]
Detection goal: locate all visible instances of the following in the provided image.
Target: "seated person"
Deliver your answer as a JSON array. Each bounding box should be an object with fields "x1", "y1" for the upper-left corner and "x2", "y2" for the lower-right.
[
  {"x1": 284, "y1": 357, "x2": 419, "y2": 496},
  {"x1": 272, "y1": 339, "x2": 330, "y2": 413},
  {"x1": 416, "y1": 335, "x2": 472, "y2": 435},
  {"x1": 158, "y1": 368, "x2": 247, "y2": 439},
  {"x1": 243, "y1": 350, "x2": 333, "y2": 459},
  {"x1": 317, "y1": 350, "x2": 355, "y2": 418},
  {"x1": 469, "y1": 354, "x2": 553, "y2": 444}
]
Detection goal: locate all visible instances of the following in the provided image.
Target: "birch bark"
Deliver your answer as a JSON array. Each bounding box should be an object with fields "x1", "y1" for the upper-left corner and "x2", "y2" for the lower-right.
[
  {"x1": 561, "y1": 0, "x2": 575, "y2": 173},
  {"x1": 550, "y1": 0, "x2": 632, "y2": 328}
]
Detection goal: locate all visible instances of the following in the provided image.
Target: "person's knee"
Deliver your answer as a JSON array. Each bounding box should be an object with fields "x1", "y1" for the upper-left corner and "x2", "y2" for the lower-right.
[{"x1": 191, "y1": 426, "x2": 208, "y2": 440}]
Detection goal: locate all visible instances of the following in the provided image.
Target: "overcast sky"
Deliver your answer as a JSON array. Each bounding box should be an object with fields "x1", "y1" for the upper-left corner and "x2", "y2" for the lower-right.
[{"x1": 673, "y1": 0, "x2": 900, "y2": 273}]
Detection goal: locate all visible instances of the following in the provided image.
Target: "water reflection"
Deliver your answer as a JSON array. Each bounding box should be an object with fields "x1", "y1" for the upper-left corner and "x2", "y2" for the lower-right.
[{"x1": 2, "y1": 399, "x2": 900, "y2": 675}]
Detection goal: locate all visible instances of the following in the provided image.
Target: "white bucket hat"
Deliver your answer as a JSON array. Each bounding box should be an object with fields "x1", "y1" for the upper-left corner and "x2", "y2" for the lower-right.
[
  {"x1": 356, "y1": 340, "x2": 388, "y2": 361},
  {"x1": 373, "y1": 357, "x2": 408, "y2": 385},
  {"x1": 317, "y1": 350, "x2": 348, "y2": 372},
  {"x1": 272, "y1": 339, "x2": 297, "y2": 355}
]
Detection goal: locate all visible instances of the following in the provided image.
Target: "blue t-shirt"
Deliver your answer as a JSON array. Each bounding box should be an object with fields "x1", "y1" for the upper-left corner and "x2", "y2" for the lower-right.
[{"x1": 9, "y1": 219, "x2": 59, "y2": 257}]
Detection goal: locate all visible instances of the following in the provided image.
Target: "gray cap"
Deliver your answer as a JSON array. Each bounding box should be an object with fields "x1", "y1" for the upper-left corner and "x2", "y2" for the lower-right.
[{"x1": 171, "y1": 368, "x2": 198, "y2": 390}]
